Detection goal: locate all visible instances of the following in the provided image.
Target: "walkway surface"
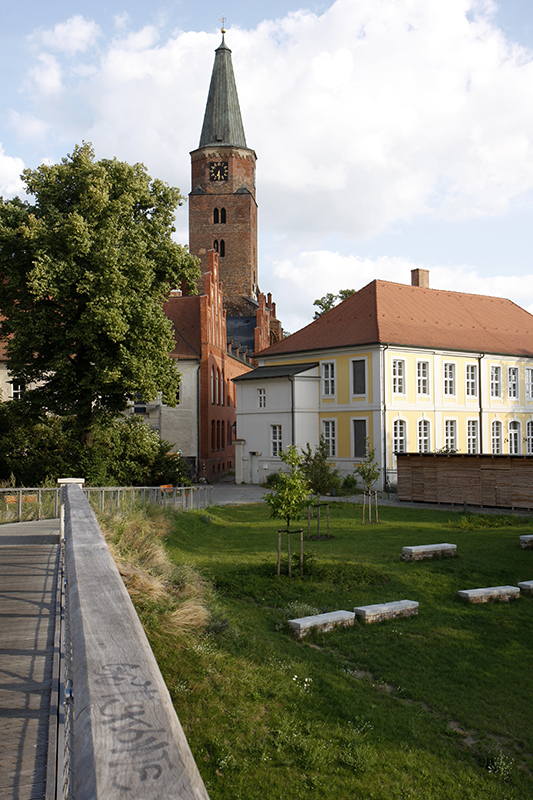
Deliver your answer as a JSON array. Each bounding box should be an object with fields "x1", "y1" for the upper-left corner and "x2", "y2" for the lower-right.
[{"x1": 0, "y1": 519, "x2": 60, "y2": 800}]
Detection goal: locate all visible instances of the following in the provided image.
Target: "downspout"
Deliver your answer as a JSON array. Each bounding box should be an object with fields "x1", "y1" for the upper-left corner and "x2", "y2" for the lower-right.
[
  {"x1": 289, "y1": 375, "x2": 295, "y2": 445},
  {"x1": 196, "y1": 362, "x2": 202, "y2": 476},
  {"x1": 381, "y1": 345, "x2": 389, "y2": 489},
  {"x1": 478, "y1": 354, "x2": 484, "y2": 453}
]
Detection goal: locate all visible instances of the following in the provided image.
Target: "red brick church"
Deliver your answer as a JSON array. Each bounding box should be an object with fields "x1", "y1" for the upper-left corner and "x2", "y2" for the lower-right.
[{"x1": 135, "y1": 28, "x2": 282, "y2": 480}]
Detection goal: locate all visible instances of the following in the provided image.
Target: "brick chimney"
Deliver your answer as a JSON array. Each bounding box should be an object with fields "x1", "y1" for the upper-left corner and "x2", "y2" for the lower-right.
[{"x1": 411, "y1": 268, "x2": 429, "y2": 288}]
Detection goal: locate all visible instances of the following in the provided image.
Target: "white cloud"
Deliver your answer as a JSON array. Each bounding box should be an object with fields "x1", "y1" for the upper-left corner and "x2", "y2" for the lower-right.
[
  {"x1": 0, "y1": 146, "x2": 25, "y2": 198},
  {"x1": 20, "y1": 0, "x2": 533, "y2": 236},
  {"x1": 39, "y1": 15, "x2": 101, "y2": 55},
  {"x1": 28, "y1": 54, "x2": 63, "y2": 96},
  {"x1": 13, "y1": 0, "x2": 533, "y2": 332},
  {"x1": 9, "y1": 111, "x2": 51, "y2": 144}
]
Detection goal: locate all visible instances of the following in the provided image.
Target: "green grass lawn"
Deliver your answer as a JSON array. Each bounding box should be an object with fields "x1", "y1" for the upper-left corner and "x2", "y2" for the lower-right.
[{"x1": 146, "y1": 501, "x2": 533, "y2": 799}]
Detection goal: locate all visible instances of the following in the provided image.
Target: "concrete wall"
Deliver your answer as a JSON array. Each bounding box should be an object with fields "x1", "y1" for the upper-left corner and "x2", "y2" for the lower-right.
[{"x1": 63, "y1": 483, "x2": 210, "y2": 799}]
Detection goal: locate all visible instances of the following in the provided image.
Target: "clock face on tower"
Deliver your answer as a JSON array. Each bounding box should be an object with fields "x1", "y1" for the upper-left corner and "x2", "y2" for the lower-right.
[{"x1": 209, "y1": 161, "x2": 229, "y2": 181}]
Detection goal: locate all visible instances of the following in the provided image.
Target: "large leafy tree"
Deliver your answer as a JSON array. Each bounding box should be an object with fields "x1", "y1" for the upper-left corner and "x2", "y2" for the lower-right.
[
  {"x1": 0, "y1": 143, "x2": 199, "y2": 440},
  {"x1": 313, "y1": 288, "x2": 355, "y2": 319}
]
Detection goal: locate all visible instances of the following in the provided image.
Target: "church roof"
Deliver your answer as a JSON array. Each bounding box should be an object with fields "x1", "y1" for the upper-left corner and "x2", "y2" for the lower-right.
[
  {"x1": 199, "y1": 35, "x2": 247, "y2": 149},
  {"x1": 257, "y1": 280, "x2": 533, "y2": 358}
]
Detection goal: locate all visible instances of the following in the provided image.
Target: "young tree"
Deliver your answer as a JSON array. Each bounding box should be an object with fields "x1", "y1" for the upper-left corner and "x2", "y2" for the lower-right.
[
  {"x1": 356, "y1": 438, "x2": 381, "y2": 492},
  {"x1": 0, "y1": 143, "x2": 200, "y2": 442},
  {"x1": 264, "y1": 445, "x2": 311, "y2": 530}
]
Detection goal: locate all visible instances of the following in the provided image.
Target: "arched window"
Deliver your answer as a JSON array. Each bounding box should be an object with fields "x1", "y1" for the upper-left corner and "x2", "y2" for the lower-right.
[
  {"x1": 418, "y1": 419, "x2": 430, "y2": 453},
  {"x1": 527, "y1": 420, "x2": 533, "y2": 455},
  {"x1": 211, "y1": 366, "x2": 216, "y2": 404},
  {"x1": 393, "y1": 418, "x2": 407, "y2": 455},
  {"x1": 220, "y1": 207, "x2": 226, "y2": 224},
  {"x1": 491, "y1": 420, "x2": 502, "y2": 454},
  {"x1": 219, "y1": 239, "x2": 225, "y2": 257},
  {"x1": 509, "y1": 420, "x2": 520, "y2": 454},
  {"x1": 213, "y1": 208, "x2": 219, "y2": 224},
  {"x1": 221, "y1": 369, "x2": 225, "y2": 405},
  {"x1": 213, "y1": 240, "x2": 219, "y2": 252}
]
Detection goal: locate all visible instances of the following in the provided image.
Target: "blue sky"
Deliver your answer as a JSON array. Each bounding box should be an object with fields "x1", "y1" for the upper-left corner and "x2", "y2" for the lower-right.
[{"x1": 1, "y1": 0, "x2": 533, "y2": 332}]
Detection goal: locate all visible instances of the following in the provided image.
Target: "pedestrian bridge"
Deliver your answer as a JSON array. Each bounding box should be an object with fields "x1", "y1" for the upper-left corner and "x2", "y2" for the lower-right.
[{"x1": 0, "y1": 483, "x2": 211, "y2": 799}]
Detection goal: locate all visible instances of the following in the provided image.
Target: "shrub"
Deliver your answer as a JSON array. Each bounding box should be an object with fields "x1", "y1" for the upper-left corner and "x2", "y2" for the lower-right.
[{"x1": 301, "y1": 436, "x2": 342, "y2": 496}]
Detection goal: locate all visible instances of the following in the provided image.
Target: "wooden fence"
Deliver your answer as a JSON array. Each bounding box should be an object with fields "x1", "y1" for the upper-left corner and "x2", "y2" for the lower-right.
[{"x1": 396, "y1": 453, "x2": 533, "y2": 509}]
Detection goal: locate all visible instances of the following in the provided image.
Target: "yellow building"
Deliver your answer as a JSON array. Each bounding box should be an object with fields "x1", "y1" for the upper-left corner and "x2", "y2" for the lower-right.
[{"x1": 236, "y1": 270, "x2": 533, "y2": 488}]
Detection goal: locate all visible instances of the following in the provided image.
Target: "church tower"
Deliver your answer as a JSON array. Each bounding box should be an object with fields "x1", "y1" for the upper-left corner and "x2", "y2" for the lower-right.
[{"x1": 189, "y1": 30, "x2": 258, "y2": 317}]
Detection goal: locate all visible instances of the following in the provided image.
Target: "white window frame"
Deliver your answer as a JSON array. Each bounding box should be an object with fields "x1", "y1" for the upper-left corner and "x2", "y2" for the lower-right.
[
  {"x1": 508, "y1": 367, "x2": 518, "y2": 400},
  {"x1": 465, "y1": 364, "x2": 478, "y2": 398},
  {"x1": 322, "y1": 361, "x2": 336, "y2": 397},
  {"x1": 271, "y1": 424, "x2": 282, "y2": 457},
  {"x1": 257, "y1": 388, "x2": 266, "y2": 408},
  {"x1": 351, "y1": 357, "x2": 367, "y2": 397},
  {"x1": 393, "y1": 418, "x2": 407, "y2": 455},
  {"x1": 490, "y1": 365, "x2": 502, "y2": 398},
  {"x1": 322, "y1": 419, "x2": 337, "y2": 457},
  {"x1": 352, "y1": 418, "x2": 367, "y2": 460},
  {"x1": 527, "y1": 420, "x2": 533, "y2": 455},
  {"x1": 526, "y1": 367, "x2": 533, "y2": 401},
  {"x1": 467, "y1": 419, "x2": 478, "y2": 454},
  {"x1": 417, "y1": 419, "x2": 431, "y2": 453},
  {"x1": 11, "y1": 381, "x2": 24, "y2": 400},
  {"x1": 444, "y1": 419, "x2": 457, "y2": 452},
  {"x1": 491, "y1": 420, "x2": 502, "y2": 454},
  {"x1": 443, "y1": 362, "x2": 456, "y2": 397},
  {"x1": 508, "y1": 420, "x2": 520, "y2": 455},
  {"x1": 417, "y1": 361, "x2": 429, "y2": 396},
  {"x1": 392, "y1": 359, "x2": 405, "y2": 395}
]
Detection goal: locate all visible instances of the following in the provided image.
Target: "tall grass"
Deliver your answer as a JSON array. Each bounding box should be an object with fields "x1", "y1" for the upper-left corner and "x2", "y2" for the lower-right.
[{"x1": 103, "y1": 501, "x2": 533, "y2": 800}]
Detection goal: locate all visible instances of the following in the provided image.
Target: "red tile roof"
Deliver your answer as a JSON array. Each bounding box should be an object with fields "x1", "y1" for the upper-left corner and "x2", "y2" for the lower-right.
[
  {"x1": 258, "y1": 280, "x2": 533, "y2": 358},
  {"x1": 163, "y1": 296, "x2": 202, "y2": 359}
]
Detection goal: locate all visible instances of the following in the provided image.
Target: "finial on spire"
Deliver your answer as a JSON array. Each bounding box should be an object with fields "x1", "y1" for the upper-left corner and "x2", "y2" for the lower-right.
[{"x1": 220, "y1": 15, "x2": 226, "y2": 34}]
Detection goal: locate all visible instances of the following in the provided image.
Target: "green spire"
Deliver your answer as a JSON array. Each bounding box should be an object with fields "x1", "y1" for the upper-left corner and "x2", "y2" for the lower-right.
[{"x1": 199, "y1": 33, "x2": 247, "y2": 148}]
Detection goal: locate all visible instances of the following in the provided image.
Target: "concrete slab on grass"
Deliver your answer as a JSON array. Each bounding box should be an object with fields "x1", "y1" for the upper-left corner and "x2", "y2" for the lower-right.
[
  {"x1": 402, "y1": 543, "x2": 456, "y2": 561},
  {"x1": 518, "y1": 580, "x2": 533, "y2": 594},
  {"x1": 353, "y1": 599, "x2": 419, "y2": 624},
  {"x1": 288, "y1": 610, "x2": 355, "y2": 638},
  {"x1": 458, "y1": 585, "x2": 520, "y2": 603},
  {"x1": 520, "y1": 535, "x2": 533, "y2": 548}
]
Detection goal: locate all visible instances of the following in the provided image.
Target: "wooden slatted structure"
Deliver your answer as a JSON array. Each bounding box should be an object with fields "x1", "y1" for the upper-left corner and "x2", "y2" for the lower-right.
[{"x1": 397, "y1": 454, "x2": 533, "y2": 509}]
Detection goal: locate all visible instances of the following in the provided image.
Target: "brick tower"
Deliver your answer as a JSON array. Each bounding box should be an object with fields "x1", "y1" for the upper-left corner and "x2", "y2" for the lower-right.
[{"x1": 189, "y1": 30, "x2": 258, "y2": 317}]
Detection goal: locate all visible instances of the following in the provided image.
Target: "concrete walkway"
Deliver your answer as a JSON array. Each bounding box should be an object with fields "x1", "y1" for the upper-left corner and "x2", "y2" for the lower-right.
[
  {"x1": 0, "y1": 519, "x2": 60, "y2": 800},
  {"x1": 209, "y1": 483, "x2": 268, "y2": 506}
]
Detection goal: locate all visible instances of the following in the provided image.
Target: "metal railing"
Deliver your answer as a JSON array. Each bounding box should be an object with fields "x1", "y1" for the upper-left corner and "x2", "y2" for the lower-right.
[{"x1": 0, "y1": 484, "x2": 212, "y2": 523}]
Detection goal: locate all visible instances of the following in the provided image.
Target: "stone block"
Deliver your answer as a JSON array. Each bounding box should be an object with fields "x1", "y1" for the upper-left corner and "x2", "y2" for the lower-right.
[
  {"x1": 402, "y1": 543, "x2": 457, "y2": 562},
  {"x1": 288, "y1": 610, "x2": 355, "y2": 638},
  {"x1": 458, "y1": 585, "x2": 520, "y2": 604},
  {"x1": 518, "y1": 580, "x2": 533, "y2": 594},
  {"x1": 353, "y1": 599, "x2": 419, "y2": 624},
  {"x1": 520, "y1": 535, "x2": 533, "y2": 549}
]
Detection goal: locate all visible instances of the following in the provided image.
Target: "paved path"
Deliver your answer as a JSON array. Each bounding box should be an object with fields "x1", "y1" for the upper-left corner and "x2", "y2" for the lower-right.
[{"x1": 0, "y1": 520, "x2": 60, "y2": 800}]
